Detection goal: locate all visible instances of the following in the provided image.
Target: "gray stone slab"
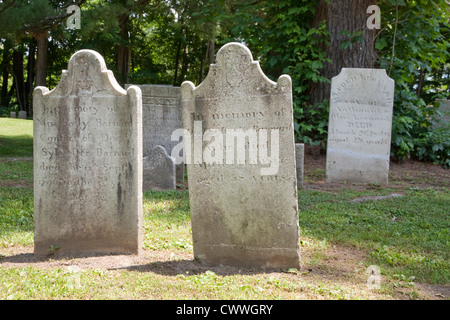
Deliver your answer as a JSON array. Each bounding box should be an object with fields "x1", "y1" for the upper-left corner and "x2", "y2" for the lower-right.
[
  {"x1": 10, "y1": 112, "x2": 16, "y2": 118},
  {"x1": 434, "y1": 99, "x2": 450, "y2": 129},
  {"x1": 143, "y1": 145, "x2": 176, "y2": 191},
  {"x1": 181, "y1": 42, "x2": 300, "y2": 269},
  {"x1": 125, "y1": 84, "x2": 184, "y2": 183},
  {"x1": 33, "y1": 49, "x2": 143, "y2": 256},
  {"x1": 326, "y1": 68, "x2": 394, "y2": 184},
  {"x1": 18, "y1": 111, "x2": 27, "y2": 119},
  {"x1": 295, "y1": 143, "x2": 304, "y2": 187}
]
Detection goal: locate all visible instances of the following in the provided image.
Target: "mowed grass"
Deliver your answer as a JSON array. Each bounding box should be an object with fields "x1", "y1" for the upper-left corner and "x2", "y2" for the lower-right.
[
  {"x1": 0, "y1": 117, "x2": 449, "y2": 299},
  {"x1": 0, "y1": 118, "x2": 33, "y2": 158}
]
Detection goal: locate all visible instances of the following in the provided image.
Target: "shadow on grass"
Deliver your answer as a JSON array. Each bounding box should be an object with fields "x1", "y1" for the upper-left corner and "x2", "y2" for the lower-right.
[
  {"x1": 0, "y1": 135, "x2": 33, "y2": 158},
  {"x1": 0, "y1": 251, "x2": 277, "y2": 276},
  {"x1": 111, "y1": 259, "x2": 284, "y2": 276}
]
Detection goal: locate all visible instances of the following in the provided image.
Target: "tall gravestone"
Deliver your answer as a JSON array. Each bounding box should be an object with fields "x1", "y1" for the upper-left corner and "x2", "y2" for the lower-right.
[
  {"x1": 434, "y1": 99, "x2": 450, "y2": 129},
  {"x1": 18, "y1": 111, "x2": 27, "y2": 119},
  {"x1": 180, "y1": 42, "x2": 300, "y2": 269},
  {"x1": 295, "y1": 143, "x2": 304, "y2": 188},
  {"x1": 143, "y1": 145, "x2": 176, "y2": 191},
  {"x1": 125, "y1": 84, "x2": 184, "y2": 184},
  {"x1": 326, "y1": 68, "x2": 394, "y2": 184},
  {"x1": 33, "y1": 50, "x2": 143, "y2": 256}
]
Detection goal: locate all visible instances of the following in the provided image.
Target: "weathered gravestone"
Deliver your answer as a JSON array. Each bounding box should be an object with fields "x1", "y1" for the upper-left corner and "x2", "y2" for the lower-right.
[
  {"x1": 125, "y1": 84, "x2": 184, "y2": 184},
  {"x1": 180, "y1": 42, "x2": 300, "y2": 269},
  {"x1": 18, "y1": 111, "x2": 27, "y2": 119},
  {"x1": 143, "y1": 145, "x2": 176, "y2": 191},
  {"x1": 10, "y1": 112, "x2": 16, "y2": 118},
  {"x1": 295, "y1": 143, "x2": 304, "y2": 188},
  {"x1": 433, "y1": 100, "x2": 450, "y2": 129},
  {"x1": 326, "y1": 68, "x2": 394, "y2": 184},
  {"x1": 33, "y1": 49, "x2": 143, "y2": 256}
]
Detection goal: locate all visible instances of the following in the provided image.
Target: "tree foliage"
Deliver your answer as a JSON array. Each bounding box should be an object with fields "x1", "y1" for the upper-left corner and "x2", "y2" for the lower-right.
[{"x1": 0, "y1": 0, "x2": 448, "y2": 166}]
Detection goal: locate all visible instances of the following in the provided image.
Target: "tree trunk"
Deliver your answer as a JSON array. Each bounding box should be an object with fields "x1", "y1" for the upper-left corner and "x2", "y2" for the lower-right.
[
  {"x1": 26, "y1": 39, "x2": 36, "y2": 116},
  {"x1": 12, "y1": 50, "x2": 26, "y2": 111},
  {"x1": 416, "y1": 68, "x2": 425, "y2": 99},
  {"x1": 1, "y1": 43, "x2": 11, "y2": 107},
  {"x1": 173, "y1": 39, "x2": 182, "y2": 86},
  {"x1": 310, "y1": 0, "x2": 378, "y2": 105},
  {"x1": 35, "y1": 32, "x2": 48, "y2": 87},
  {"x1": 179, "y1": 43, "x2": 189, "y2": 84},
  {"x1": 116, "y1": 14, "x2": 130, "y2": 84},
  {"x1": 199, "y1": 39, "x2": 215, "y2": 83}
]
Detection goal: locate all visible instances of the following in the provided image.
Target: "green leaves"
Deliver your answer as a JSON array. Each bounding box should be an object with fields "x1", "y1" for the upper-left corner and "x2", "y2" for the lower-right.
[
  {"x1": 338, "y1": 30, "x2": 364, "y2": 50},
  {"x1": 376, "y1": 0, "x2": 450, "y2": 166}
]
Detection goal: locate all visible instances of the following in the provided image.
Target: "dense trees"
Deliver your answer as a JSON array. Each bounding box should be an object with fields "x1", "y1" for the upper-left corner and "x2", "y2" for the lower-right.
[{"x1": 0, "y1": 0, "x2": 448, "y2": 166}]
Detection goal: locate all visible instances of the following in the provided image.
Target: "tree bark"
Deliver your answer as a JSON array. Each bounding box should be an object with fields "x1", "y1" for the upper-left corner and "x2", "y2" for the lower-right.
[
  {"x1": 12, "y1": 50, "x2": 26, "y2": 111},
  {"x1": 35, "y1": 32, "x2": 48, "y2": 87},
  {"x1": 25, "y1": 39, "x2": 36, "y2": 116},
  {"x1": 179, "y1": 43, "x2": 189, "y2": 84},
  {"x1": 1, "y1": 42, "x2": 11, "y2": 107},
  {"x1": 310, "y1": 0, "x2": 378, "y2": 105},
  {"x1": 173, "y1": 39, "x2": 182, "y2": 86},
  {"x1": 116, "y1": 14, "x2": 130, "y2": 84}
]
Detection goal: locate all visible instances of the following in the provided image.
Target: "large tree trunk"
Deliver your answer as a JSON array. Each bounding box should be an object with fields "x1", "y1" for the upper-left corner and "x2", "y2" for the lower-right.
[
  {"x1": 310, "y1": 0, "x2": 378, "y2": 105},
  {"x1": 179, "y1": 43, "x2": 189, "y2": 84},
  {"x1": 26, "y1": 39, "x2": 36, "y2": 116},
  {"x1": 173, "y1": 38, "x2": 182, "y2": 86},
  {"x1": 1, "y1": 42, "x2": 11, "y2": 107},
  {"x1": 116, "y1": 14, "x2": 130, "y2": 84},
  {"x1": 35, "y1": 32, "x2": 48, "y2": 87},
  {"x1": 12, "y1": 50, "x2": 26, "y2": 111}
]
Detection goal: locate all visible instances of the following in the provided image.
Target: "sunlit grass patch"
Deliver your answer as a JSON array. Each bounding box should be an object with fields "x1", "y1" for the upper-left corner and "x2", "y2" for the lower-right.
[{"x1": 143, "y1": 190, "x2": 192, "y2": 253}]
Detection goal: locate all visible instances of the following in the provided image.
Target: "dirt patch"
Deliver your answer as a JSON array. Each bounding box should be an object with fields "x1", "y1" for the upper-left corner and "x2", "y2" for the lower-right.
[
  {"x1": 0, "y1": 153, "x2": 448, "y2": 299},
  {"x1": 1, "y1": 242, "x2": 447, "y2": 300},
  {"x1": 302, "y1": 151, "x2": 449, "y2": 192}
]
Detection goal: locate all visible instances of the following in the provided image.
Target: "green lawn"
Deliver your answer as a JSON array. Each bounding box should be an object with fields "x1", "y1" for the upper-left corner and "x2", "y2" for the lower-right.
[
  {"x1": 0, "y1": 118, "x2": 33, "y2": 158},
  {"x1": 0, "y1": 116, "x2": 449, "y2": 300}
]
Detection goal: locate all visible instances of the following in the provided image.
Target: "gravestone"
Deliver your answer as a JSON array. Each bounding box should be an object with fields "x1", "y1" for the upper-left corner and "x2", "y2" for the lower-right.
[
  {"x1": 433, "y1": 100, "x2": 450, "y2": 129},
  {"x1": 10, "y1": 112, "x2": 16, "y2": 118},
  {"x1": 143, "y1": 145, "x2": 176, "y2": 191},
  {"x1": 295, "y1": 143, "x2": 304, "y2": 187},
  {"x1": 18, "y1": 111, "x2": 27, "y2": 119},
  {"x1": 125, "y1": 84, "x2": 184, "y2": 183},
  {"x1": 180, "y1": 42, "x2": 300, "y2": 269},
  {"x1": 33, "y1": 49, "x2": 143, "y2": 256},
  {"x1": 326, "y1": 68, "x2": 394, "y2": 184}
]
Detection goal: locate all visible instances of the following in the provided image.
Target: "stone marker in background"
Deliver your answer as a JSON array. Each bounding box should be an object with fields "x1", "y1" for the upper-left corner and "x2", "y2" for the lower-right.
[
  {"x1": 295, "y1": 143, "x2": 304, "y2": 188},
  {"x1": 125, "y1": 84, "x2": 184, "y2": 184},
  {"x1": 10, "y1": 112, "x2": 16, "y2": 118},
  {"x1": 181, "y1": 42, "x2": 300, "y2": 269},
  {"x1": 18, "y1": 111, "x2": 27, "y2": 119},
  {"x1": 143, "y1": 145, "x2": 176, "y2": 191},
  {"x1": 433, "y1": 99, "x2": 450, "y2": 129},
  {"x1": 33, "y1": 49, "x2": 143, "y2": 256},
  {"x1": 326, "y1": 68, "x2": 394, "y2": 184}
]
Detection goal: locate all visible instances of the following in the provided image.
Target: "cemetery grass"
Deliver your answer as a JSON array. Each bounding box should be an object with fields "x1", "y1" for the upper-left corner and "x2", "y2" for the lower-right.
[{"x1": 0, "y1": 118, "x2": 449, "y2": 300}]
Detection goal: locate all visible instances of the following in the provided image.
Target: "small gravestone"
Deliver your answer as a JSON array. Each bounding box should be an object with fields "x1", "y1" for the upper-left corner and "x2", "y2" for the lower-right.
[
  {"x1": 434, "y1": 100, "x2": 450, "y2": 129},
  {"x1": 180, "y1": 42, "x2": 300, "y2": 269},
  {"x1": 18, "y1": 111, "x2": 27, "y2": 119},
  {"x1": 125, "y1": 84, "x2": 184, "y2": 183},
  {"x1": 33, "y1": 49, "x2": 143, "y2": 256},
  {"x1": 326, "y1": 68, "x2": 394, "y2": 184},
  {"x1": 295, "y1": 143, "x2": 304, "y2": 187},
  {"x1": 10, "y1": 112, "x2": 16, "y2": 118},
  {"x1": 143, "y1": 145, "x2": 176, "y2": 191}
]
